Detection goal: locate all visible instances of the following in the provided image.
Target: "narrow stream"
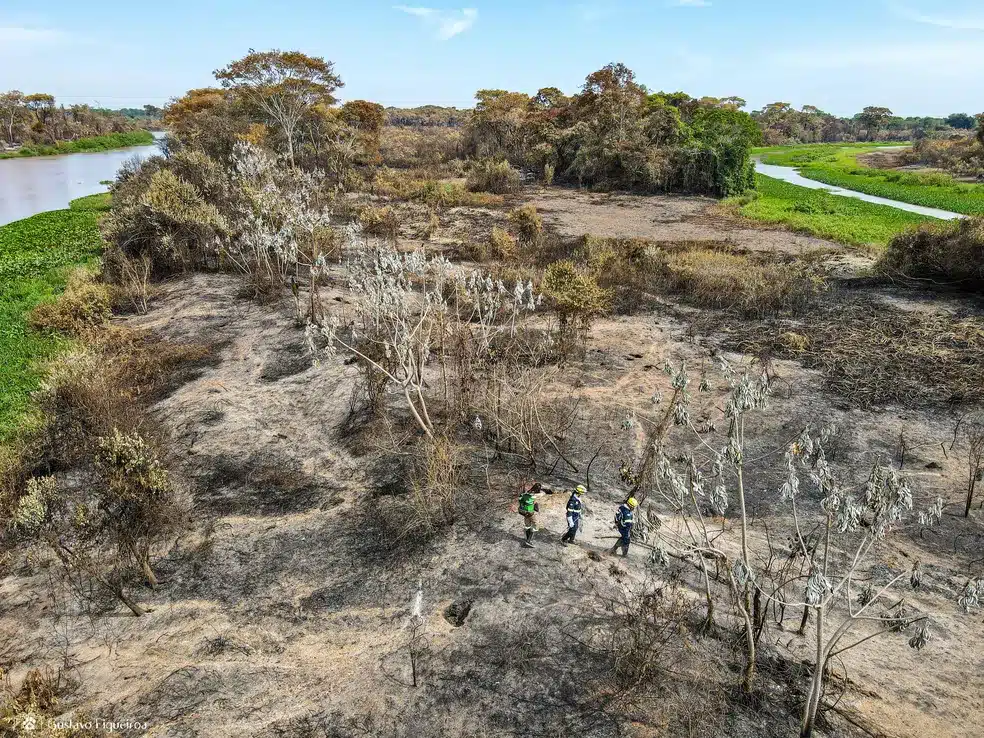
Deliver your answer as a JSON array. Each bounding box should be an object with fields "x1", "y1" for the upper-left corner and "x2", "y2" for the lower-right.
[{"x1": 753, "y1": 157, "x2": 967, "y2": 221}]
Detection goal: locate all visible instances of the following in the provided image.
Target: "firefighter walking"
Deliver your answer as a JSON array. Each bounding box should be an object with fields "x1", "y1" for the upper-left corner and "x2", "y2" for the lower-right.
[
  {"x1": 518, "y1": 483, "x2": 542, "y2": 548},
  {"x1": 560, "y1": 485, "x2": 586, "y2": 545},
  {"x1": 610, "y1": 497, "x2": 638, "y2": 557}
]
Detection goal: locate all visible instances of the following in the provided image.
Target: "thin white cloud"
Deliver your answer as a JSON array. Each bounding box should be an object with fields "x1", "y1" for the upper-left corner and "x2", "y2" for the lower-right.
[
  {"x1": 394, "y1": 6, "x2": 478, "y2": 40},
  {"x1": 0, "y1": 26, "x2": 69, "y2": 45},
  {"x1": 575, "y1": 3, "x2": 611, "y2": 22},
  {"x1": 670, "y1": 0, "x2": 712, "y2": 7},
  {"x1": 890, "y1": 3, "x2": 984, "y2": 30},
  {"x1": 771, "y1": 40, "x2": 984, "y2": 71}
]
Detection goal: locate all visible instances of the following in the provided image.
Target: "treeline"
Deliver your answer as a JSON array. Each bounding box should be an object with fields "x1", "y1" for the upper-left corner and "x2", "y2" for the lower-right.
[
  {"x1": 94, "y1": 105, "x2": 164, "y2": 121},
  {"x1": 0, "y1": 92, "x2": 146, "y2": 148},
  {"x1": 753, "y1": 102, "x2": 982, "y2": 145},
  {"x1": 388, "y1": 99, "x2": 982, "y2": 149},
  {"x1": 384, "y1": 105, "x2": 469, "y2": 127}
]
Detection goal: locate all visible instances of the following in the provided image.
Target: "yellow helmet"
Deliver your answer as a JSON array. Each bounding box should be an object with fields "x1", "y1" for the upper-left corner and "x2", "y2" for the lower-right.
[
  {"x1": 627, "y1": 497, "x2": 638, "y2": 508},
  {"x1": 576, "y1": 485, "x2": 587, "y2": 495}
]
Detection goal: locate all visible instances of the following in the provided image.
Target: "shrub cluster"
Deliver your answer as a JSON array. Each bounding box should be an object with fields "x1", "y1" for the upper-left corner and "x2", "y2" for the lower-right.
[
  {"x1": 466, "y1": 158, "x2": 522, "y2": 194},
  {"x1": 877, "y1": 216, "x2": 984, "y2": 289}
]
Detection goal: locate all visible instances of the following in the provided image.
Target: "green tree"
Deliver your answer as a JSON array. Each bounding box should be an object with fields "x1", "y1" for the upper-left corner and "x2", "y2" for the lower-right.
[
  {"x1": 857, "y1": 106, "x2": 893, "y2": 140},
  {"x1": 24, "y1": 93, "x2": 56, "y2": 127},
  {"x1": 946, "y1": 113, "x2": 975, "y2": 130},
  {"x1": 214, "y1": 49, "x2": 343, "y2": 166},
  {"x1": 0, "y1": 90, "x2": 24, "y2": 144}
]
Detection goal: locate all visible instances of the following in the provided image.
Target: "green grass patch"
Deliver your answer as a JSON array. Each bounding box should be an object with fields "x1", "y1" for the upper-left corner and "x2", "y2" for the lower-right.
[
  {"x1": 727, "y1": 174, "x2": 936, "y2": 248},
  {"x1": 0, "y1": 130, "x2": 154, "y2": 159},
  {"x1": 0, "y1": 195, "x2": 110, "y2": 441},
  {"x1": 756, "y1": 143, "x2": 984, "y2": 216}
]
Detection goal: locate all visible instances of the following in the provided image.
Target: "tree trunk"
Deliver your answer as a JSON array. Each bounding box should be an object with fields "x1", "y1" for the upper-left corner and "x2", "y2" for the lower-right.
[
  {"x1": 797, "y1": 605, "x2": 811, "y2": 635},
  {"x1": 800, "y1": 607, "x2": 825, "y2": 737},
  {"x1": 965, "y1": 476, "x2": 977, "y2": 518},
  {"x1": 141, "y1": 557, "x2": 159, "y2": 590}
]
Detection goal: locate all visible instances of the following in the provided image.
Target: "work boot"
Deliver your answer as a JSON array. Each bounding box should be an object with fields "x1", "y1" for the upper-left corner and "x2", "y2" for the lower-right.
[{"x1": 524, "y1": 530, "x2": 535, "y2": 548}]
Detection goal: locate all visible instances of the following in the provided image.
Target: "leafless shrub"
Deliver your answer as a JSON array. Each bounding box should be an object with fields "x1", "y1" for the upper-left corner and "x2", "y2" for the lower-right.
[
  {"x1": 957, "y1": 414, "x2": 984, "y2": 517},
  {"x1": 595, "y1": 576, "x2": 698, "y2": 691},
  {"x1": 102, "y1": 249, "x2": 153, "y2": 314},
  {"x1": 374, "y1": 435, "x2": 469, "y2": 546}
]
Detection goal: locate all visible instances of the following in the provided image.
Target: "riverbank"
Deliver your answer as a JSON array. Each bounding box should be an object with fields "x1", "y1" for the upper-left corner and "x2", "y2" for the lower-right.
[
  {"x1": 0, "y1": 194, "x2": 109, "y2": 442},
  {"x1": 723, "y1": 173, "x2": 935, "y2": 248},
  {"x1": 0, "y1": 130, "x2": 154, "y2": 159},
  {"x1": 756, "y1": 143, "x2": 984, "y2": 216}
]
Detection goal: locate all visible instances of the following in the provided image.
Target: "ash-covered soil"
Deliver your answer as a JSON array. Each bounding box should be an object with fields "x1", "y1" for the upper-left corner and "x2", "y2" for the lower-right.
[{"x1": 1, "y1": 187, "x2": 982, "y2": 738}]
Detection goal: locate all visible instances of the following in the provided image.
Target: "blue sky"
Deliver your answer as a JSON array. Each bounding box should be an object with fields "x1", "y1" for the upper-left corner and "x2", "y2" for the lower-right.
[{"x1": 1, "y1": 1, "x2": 982, "y2": 116}]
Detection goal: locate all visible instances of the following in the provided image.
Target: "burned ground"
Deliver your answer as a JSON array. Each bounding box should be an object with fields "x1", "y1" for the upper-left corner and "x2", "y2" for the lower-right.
[{"x1": 1, "y1": 185, "x2": 983, "y2": 738}]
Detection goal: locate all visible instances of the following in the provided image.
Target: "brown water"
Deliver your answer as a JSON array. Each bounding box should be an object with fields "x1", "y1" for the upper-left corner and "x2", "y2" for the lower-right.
[{"x1": 0, "y1": 133, "x2": 163, "y2": 226}]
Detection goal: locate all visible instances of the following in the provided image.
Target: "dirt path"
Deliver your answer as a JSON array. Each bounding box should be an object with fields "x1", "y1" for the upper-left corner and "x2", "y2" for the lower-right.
[{"x1": 528, "y1": 186, "x2": 850, "y2": 254}]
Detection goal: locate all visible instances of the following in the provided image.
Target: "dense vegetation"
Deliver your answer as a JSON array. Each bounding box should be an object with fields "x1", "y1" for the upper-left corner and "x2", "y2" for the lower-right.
[
  {"x1": 384, "y1": 105, "x2": 469, "y2": 127},
  {"x1": 727, "y1": 174, "x2": 935, "y2": 248},
  {"x1": 0, "y1": 130, "x2": 154, "y2": 159},
  {"x1": 0, "y1": 194, "x2": 110, "y2": 440},
  {"x1": 759, "y1": 143, "x2": 984, "y2": 216},
  {"x1": 0, "y1": 91, "x2": 148, "y2": 151},
  {"x1": 462, "y1": 65, "x2": 760, "y2": 196}
]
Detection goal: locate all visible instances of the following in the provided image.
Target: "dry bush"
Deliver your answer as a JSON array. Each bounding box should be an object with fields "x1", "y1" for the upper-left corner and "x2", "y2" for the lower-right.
[
  {"x1": 28, "y1": 270, "x2": 112, "y2": 337},
  {"x1": 420, "y1": 210, "x2": 440, "y2": 240},
  {"x1": 102, "y1": 249, "x2": 153, "y2": 314},
  {"x1": 0, "y1": 667, "x2": 105, "y2": 737},
  {"x1": 358, "y1": 204, "x2": 400, "y2": 242},
  {"x1": 594, "y1": 577, "x2": 699, "y2": 692},
  {"x1": 906, "y1": 134, "x2": 984, "y2": 177},
  {"x1": 9, "y1": 337, "x2": 194, "y2": 614},
  {"x1": 657, "y1": 248, "x2": 828, "y2": 316},
  {"x1": 466, "y1": 158, "x2": 522, "y2": 194},
  {"x1": 578, "y1": 235, "x2": 667, "y2": 313},
  {"x1": 508, "y1": 204, "x2": 543, "y2": 248},
  {"x1": 877, "y1": 216, "x2": 984, "y2": 289},
  {"x1": 487, "y1": 227, "x2": 517, "y2": 260},
  {"x1": 453, "y1": 240, "x2": 488, "y2": 263},
  {"x1": 370, "y1": 169, "x2": 504, "y2": 208},
  {"x1": 374, "y1": 435, "x2": 471, "y2": 546}
]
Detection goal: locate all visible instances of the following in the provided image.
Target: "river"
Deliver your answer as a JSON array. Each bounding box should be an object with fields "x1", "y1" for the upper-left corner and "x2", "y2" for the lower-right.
[
  {"x1": 754, "y1": 156, "x2": 967, "y2": 221},
  {"x1": 0, "y1": 132, "x2": 164, "y2": 227}
]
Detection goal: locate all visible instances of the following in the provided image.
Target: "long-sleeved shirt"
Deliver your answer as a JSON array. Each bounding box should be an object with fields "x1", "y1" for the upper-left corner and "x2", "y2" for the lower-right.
[{"x1": 615, "y1": 503, "x2": 635, "y2": 530}]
